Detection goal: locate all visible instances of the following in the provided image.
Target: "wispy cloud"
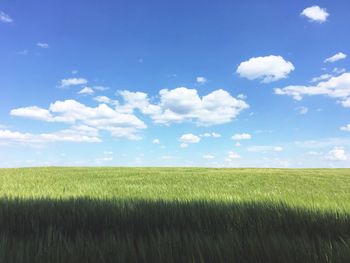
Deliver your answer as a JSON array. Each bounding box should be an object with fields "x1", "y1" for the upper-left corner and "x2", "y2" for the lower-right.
[{"x1": 0, "y1": 11, "x2": 13, "y2": 23}]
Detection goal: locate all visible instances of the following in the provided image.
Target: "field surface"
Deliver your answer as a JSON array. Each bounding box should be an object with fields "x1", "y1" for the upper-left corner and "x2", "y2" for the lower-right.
[{"x1": 0, "y1": 167, "x2": 349, "y2": 262}]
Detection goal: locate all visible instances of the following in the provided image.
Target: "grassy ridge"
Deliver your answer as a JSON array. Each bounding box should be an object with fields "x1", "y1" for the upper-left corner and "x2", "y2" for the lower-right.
[{"x1": 0, "y1": 167, "x2": 349, "y2": 262}]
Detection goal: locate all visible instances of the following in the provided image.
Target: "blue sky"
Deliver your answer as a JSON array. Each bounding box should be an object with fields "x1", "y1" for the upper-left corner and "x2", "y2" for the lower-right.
[{"x1": 1, "y1": 0, "x2": 350, "y2": 167}]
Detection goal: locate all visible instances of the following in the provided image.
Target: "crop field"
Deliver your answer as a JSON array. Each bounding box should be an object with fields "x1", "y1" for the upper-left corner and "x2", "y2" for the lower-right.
[{"x1": 0, "y1": 167, "x2": 349, "y2": 262}]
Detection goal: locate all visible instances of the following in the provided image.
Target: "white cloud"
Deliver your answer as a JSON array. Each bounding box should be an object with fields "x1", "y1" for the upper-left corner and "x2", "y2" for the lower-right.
[
  {"x1": 93, "y1": 96, "x2": 118, "y2": 106},
  {"x1": 0, "y1": 127, "x2": 101, "y2": 145},
  {"x1": 10, "y1": 106, "x2": 52, "y2": 121},
  {"x1": 180, "y1": 143, "x2": 188, "y2": 148},
  {"x1": 196, "y1": 76, "x2": 207, "y2": 84},
  {"x1": 326, "y1": 147, "x2": 348, "y2": 161},
  {"x1": 93, "y1": 86, "x2": 109, "y2": 91},
  {"x1": 275, "y1": 72, "x2": 350, "y2": 107},
  {"x1": 236, "y1": 55, "x2": 294, "y2": 83},
  {"x1": 60, "y1": 78, "x2": 88, "y2": 88},
  {"x1": 246, "y1": 146, "x2": 283, "y2": 153},
  {"x1": 211, "y1": 132, "x2": 221, "y2": 138},
  {"x1": 226, "y1": 151, "x2": 241, "y2": 160},
  {"x1": 340, "y1": 124, "x2": 350, "y2": 132},
  {"x1": 232, "y1": 133, "x2": 251, "y2": 140},
  {"x1": 72, "y1": 70, "x2": 78, "y2": 75},
  {"x1": 152, "y1": 138, "x2": 160, "y2": 144},
  {"x1": 237, "y1": 94, "x2": 247, "y2": 100},
  {"x1": 202, "y1": 154, "x2": 214, "y2": 159},
  {"x1": 333, "y1": 68, "x2": 346, "y2": 74},
  {"x1": 301, "y1": 6, "x2": 329, "y2": 23},
  {"x1": 310, "y1": 74, "x2": 332, "y2": 83},
  {"x1": 119, "y1": 88, "x2": 248, "y2": 126},
  {"x1": 179, "y1": 133, "x2": 200, "y2": 144},
  {"x1": 78, "y1": 87, "x2": 94, "y2": 95},
  {"x1": 10, "y1": 100, "x2": 146, "y2": 140},
  {"x1": 340, "y1": 97, "x2": 350, "y2": 108},
  {"x1": 324, "y1": 52, "x2": 347, "y2": 63},
  {"x1": 0, "y1": 11, "x2": 13, "y2": 23},
  {"x1": 199, "y1": 132, "x2": 221, "y2": 138},
  {"x1": 295, "y1": 106, "x2": 308, "y2": 115},
  {"x1": 36, "y1": 42, "x2": 49, "y2": 49}
]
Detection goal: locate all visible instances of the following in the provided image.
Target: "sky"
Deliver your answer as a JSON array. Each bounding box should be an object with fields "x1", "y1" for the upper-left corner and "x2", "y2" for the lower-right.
[{"x1": 0, "y1": 0, "x2": 350, "y2": 168}]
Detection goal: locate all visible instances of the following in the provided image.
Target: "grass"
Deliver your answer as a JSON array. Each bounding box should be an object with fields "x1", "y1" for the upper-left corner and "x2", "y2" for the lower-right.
[{"x1": 0, "y1": 167, "x2": 349, "y2": 262}]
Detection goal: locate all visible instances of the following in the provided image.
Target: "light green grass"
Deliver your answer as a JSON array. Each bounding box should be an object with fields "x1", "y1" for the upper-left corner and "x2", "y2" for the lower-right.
[
  {"x1": 0, "y1": 167, "x2": 349, "y2": 211},
  {"x1": 0, "y1": 167, "x2": 349, "y2": 262}
]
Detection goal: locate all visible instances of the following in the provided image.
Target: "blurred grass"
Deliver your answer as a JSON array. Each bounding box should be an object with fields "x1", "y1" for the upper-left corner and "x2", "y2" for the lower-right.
[{"x1": 0, "y1": 167, "x2": 349, "y2": 262}]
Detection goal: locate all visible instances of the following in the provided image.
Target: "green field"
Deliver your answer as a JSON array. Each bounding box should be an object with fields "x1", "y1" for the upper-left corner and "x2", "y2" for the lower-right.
[{"x1": 0, "y1": 167, "x2": 349, "y2": 262}]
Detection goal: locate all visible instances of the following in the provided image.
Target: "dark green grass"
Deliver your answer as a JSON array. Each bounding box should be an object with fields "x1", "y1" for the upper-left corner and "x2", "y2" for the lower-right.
[{"x1": 0, "y1": 167, "x2": 349, "y2": 262}]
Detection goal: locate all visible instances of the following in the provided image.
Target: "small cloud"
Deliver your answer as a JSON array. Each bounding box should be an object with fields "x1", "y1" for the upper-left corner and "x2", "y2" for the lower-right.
[
  {"x1": 93, "y1": 96, "x2": 119, "y2": 106},
  {"x1": 196, "y1": 76, "x2": 207, "y2": 84},
  {"x1": 179, "y1": 133, "x2": 200, "y2": 144},
  {"x1": 324, "y1": 52, "x2": 347, "y2": 63},
  {"x1": 326, "y1": 147, "x2": 348, "y2": 161},
  {"x1": 199, "y1": 132, "x2": 221, "y2": 138},
  {"x1": 152, "y1": 138, "x2": 160, "y2": 144},
  {"x1": 235, "y1": 142, "x2": 241, "y2": 147},
  {"x1": 180, "y1": 143, "x2": 188, "y2": 148},
  {"x1": 301, "y1": 6, "x2": 329, "y2": 23},
  {"x1": 231, "y1": 133, "x2": 251, "y2": 141},
  {"x1": 78, "y1": 87, "x2": 94, "y2": 95},
  {"x1": 211, "y1": 132, "x2": 221, "y2": 138},
  {"x1": 93, "y1": 86, "x2": 109, "y2": 91},
  {"x1": 60, "y1": 78, "x2": 88, "y2": 88},
  {"x1": 236, "y1": 55, "x2": 294, "y2": 83},
  {"x1": 295, "y1": 106, "x2": 308, "y2": 115},
  {"x1": 202, "y1": 154, "x2": 214, "y2": 159},
  {"x1": 72, "y1": 70, "x2": 78, "y2": 75},
  {"x1": 340, "y1": 124, "x2": 350, "y2": 132},
  {"x1": 0, "y1": 11, "x2": 13, "y2": 23},
  {"x1": 333, "y1": 68, "x2": 346, "y2": 74},
  {"x1": 36, "y1": 42, "x2": 49, "y2": 49},
  {"x1": 226, "y1": 151, "x2": 241, "y2": 160},
  {"x1": 310, "y1": 74, "x2": 332, "y2": 83},
  {"x1": 237, "y1": 94, "x2": 247, "y2": 100}
]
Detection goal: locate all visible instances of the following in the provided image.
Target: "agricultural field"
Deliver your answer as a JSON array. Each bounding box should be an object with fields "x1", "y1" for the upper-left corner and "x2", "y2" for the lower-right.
[{"x1": 0, "y1": 167, "x2": 349, "y2": 262}]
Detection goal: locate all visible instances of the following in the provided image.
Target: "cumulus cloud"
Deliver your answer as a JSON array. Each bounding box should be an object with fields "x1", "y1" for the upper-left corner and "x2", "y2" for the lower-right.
[
  {"x1": 78, "y1": 87, "x2": 94, "y2": 95},
  {"x1": 326, "y1": 147, "x2": 348, "y2": 161},
  {"x1": 196, "y1": 76, "x2": 207, "y2": 84},
  {"x1": 231, "y1": 133, "x2": 251, "y2": 140},
  {"x1": 340, "y1": 124, "x2": 350, "y2": 132},
  {"x1": 36, "y1": 42, "x2": 49, "y2": 49},
  {"x1": 295, "y1": 106, "x2": 308, "y2": 115},
  {"x1": 179, "y1": 134, "x2": 200, "y2": 143},
  {"x1": 10, "y1": 100, "x2": 146, "y2": 140},
  {"x1": 236, "y1": 55, "x2": 294, "y2": 83},
  {"x1": 275, "y1": 72, "x2": 350, "y2": 107},
  {"x1": 119, "y1": 87, "x2": 248, "y2": 126},
  {"x1": 0, "y1": 11, "x2": 13, "y2": 23},
  {"x1": 301, "y1": 6, "x2": 329, "y2": 23},
  {"x1": 60, "y1": 78, "x2": 88, "y2": 88},
  {"x1": 324, "y1": 52, "x2": 347, "y2": 63},
  {"x1": 10, "y1": 106, "x2": 52, "y2": 121}
]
